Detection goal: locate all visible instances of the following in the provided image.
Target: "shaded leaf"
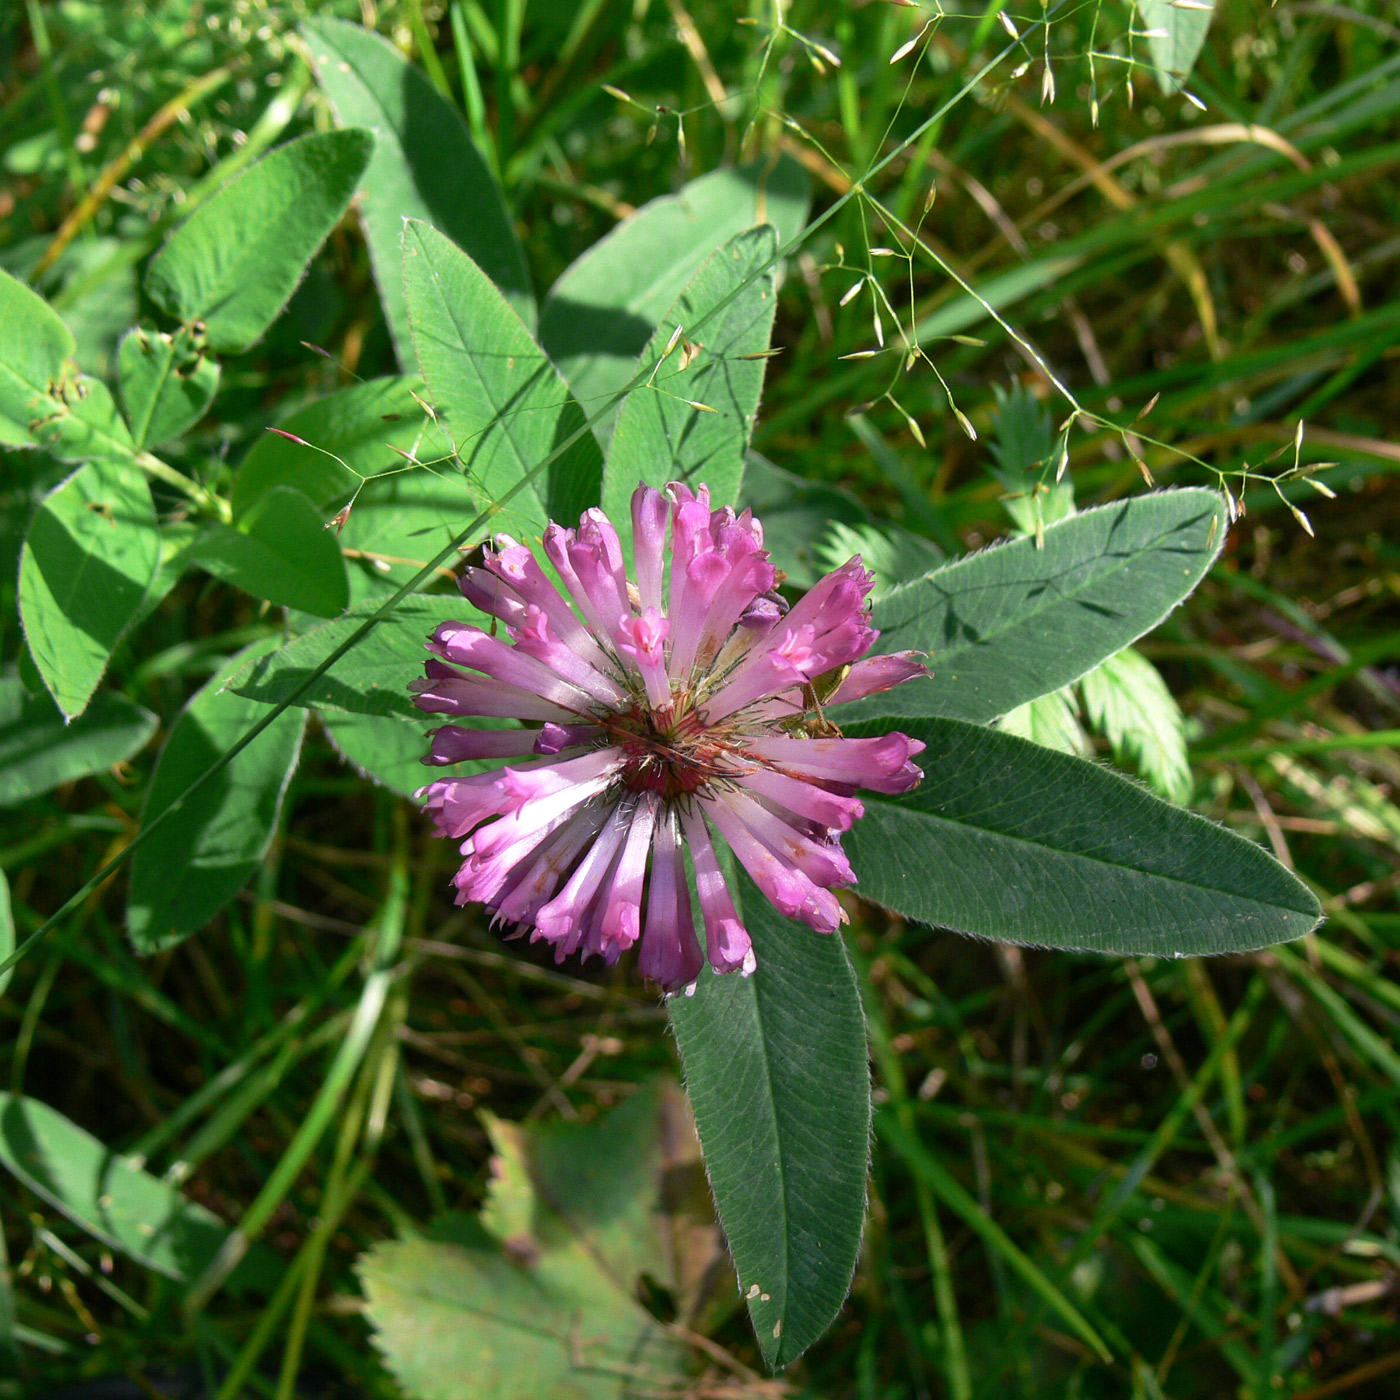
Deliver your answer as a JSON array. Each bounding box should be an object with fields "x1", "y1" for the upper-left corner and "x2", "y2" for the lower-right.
[
  {"x1": 540, "y1": 159, "x2": 810, "y2": 436},
  {"x1": 0, "y1": 268, "x2": 74, "y2": 446},
  {"x1": 669, "y1": 875, "x2": 870, "y2": 1368},
  {"x1": 360, "y1": 1084, "x2": 703, "y2": 1400},
  {"x1": 116, "y1": 326, "x2": 220, "y2": 449},
  {"x1": 127, "y1": 638, "x2": 306, "y2": 952},
  {"x1": 18, "y1": 459, "x2": 160, "y2": 719},
  {"x1": 604, "y1": 227, "x2": 779, "y2": 532},
  {"x1": 815, "y1": 519, "x2": 945, "y2": 601},
  {"x1": 402, "y1": 221, "x2": 603, "y2": 536},
  {"x1": 838, "y1": 490, "x2": 1226, "y2": 724},
  {"x1": 231, "y1": 594, "x2": 471, "y2": 719},
  {"x1": 0, "y1": 677, "x2": 157, "y2": 804},
  {"x1": 989, "y1": 381, "x2": 1074, "y2": 538},
  {"x1": 144, "y1": 129, "x2": 375, "y2": 353},
  {"x1": 741, "y1": 451, "x2": 873, "y2": 589},
  {"x1": 0, "y1": 1092, "x2": 230, "y2": 1281},
  {"x1": 844, "y1": 714, "x2": 1321, "y2": 955},
  {"x1": 192, "y1": 485, "x2": 349, "y2": 617},
  {"x1": 321, "y1": 710, "x2": 430, "y2": 798},
  {"x1": 301, "y1": 16, "x2": 533, "y2": 358}
]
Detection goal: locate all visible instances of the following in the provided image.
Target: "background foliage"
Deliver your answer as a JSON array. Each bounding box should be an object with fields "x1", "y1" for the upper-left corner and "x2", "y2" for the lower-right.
[{"x1": 2, "y1": 0, "x2": 1399, "y2": 1396}]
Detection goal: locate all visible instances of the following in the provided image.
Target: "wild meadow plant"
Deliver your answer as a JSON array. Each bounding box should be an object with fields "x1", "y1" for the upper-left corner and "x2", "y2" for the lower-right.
[{"x1": 3, "y1": 2, "x2": 1396, "y2": 1395}]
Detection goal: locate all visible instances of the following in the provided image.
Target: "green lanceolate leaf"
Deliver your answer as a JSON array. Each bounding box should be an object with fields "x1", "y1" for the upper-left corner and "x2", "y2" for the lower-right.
[
  {"x1": 116, "y1": 326, "x2": 220, "y2": 449},
  {"x1": 668, "y1": 876, "x2": 870, "y2": 1368},
  {"x1": 838, "y1": 489, "x2": 1227, "y2": 725},
  {"x1": 127, "y1": 638, "x2": 306, "y2": 952},
  {"x1": 1136, "y1": 0, "x2": 1215, "y2": 94},
  {"x1": 0, "y1": 1093, "x2": 231, "y2": 1281},
  {"x1": 230, "y1": 375, "x2": 470, "y2": 584},
  {"x1": 301, "y1": 16, "x2": 533, "y2": 358},
  {"x1": 0, "y1": 268, "x2": 74, "y2": 445},
  {"x1": 604, "y1": 226, "x2": 779, "y2": 531},
  {"x1": 844, "y1": 715, "x2": 1321, "y2": 955},
  {"x1": 540, "y1": 159, "x2": 810, "y2": 432},
  {"x1": 231, "y1": 594, "x2": 471, "y2": 719},
  {"x1": 360, "y1": 1087, "x2": 695, "y2": 1400},
  {"x1": 144, "y1": 129, "x2": 375, "y2": 353},
  {"x1": 401, "y1": 220, "x2": 603, "y2": 537},
  {"x1": 0, "y1": 678, "x2": 157, "y2": 804},
  {"x1": 18, "y1": 459, "x2": 160, "y2": 719},
  {"x1": 191, "y1": 485, "x2": 349, "y2": 618},
  {"x1": 741, "y1": 452, "x2": 875, "y2": 588}
]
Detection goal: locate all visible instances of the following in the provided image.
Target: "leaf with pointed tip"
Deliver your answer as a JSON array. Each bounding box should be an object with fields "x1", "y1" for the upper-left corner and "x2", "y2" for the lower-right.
[
  {"x1": 145, "y1": 129, "x2": 374, "y2": 352},
  {"x1": 838, "y1": 490, "x2": 1226, "y2": 724},
  {"x1": 668, "y1": 874, "x2": 870, "y2": 1368},
  {"x1": 0, "y1": 678, "x2": 157, "y2": 804},
  {"x1": 301, "y1": 16, "x2": 533, "y2": 358},
  {"x1": 604, "y1": 227, "x2": 779, "y2": 535},
  {"x1": 116, "y1": 326, "x2": 219, "y2": 449},
  {"x1": 127, "y1": 638, "x2": 306, "y2": 952},
  {"x1": 540, "y1": 160, "x2": 809, "y2": 436},
  {"x1": 18, "y1": 459, "x2": 160, "y2": 719},
  {"x1": 845, "y1": 714, "x2": 1321, "y2": 955},
  {"x1": 191, "y1": 485, "x2": 349, "y2": 618},
  {"x1": 402, "y1": 220, "x2": 602, "y2": 536}
]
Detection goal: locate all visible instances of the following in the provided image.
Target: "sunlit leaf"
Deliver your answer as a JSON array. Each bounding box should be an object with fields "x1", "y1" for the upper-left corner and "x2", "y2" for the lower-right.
[
  {"x1": 192, "y1": 485, "x2": 349, "y2": 618},
  {"x1": 0, "y1": 1093, "x2": 231, "y2": 1281},
  {"x1": 540, "y1": 159, "x2": 809, "y2": 437},
  {"x1": 845, "y1": 714, "x2": 1321, "y2": 955},
  {"x1": 18, "y1": 459, "x2": 160, "y2": 719},
  {"x1": 145, "y1": 129, "x2": 374, "y2": 353},
  {"x1": 302, "y1": 16, "x2": 533, "y2": 356},
  {"x1": 402, "y1": 221, "x2": 603, "y2": 537},
  {"x1": 0, "y1": 268, "x2": 74, "y2": 446},
  {"x1": 604, "y1": 226, "x2": 779, "y2": 531},
  {"x1": 127, "y1": 638, "x2": 306, "y2": 952},
  {"x1": 669, "y1": 877, "x2": 870, "y2": 1367},
  {"x1": 838, "y1": 490, "x2": 1226, "y2": 724},
  {"x1": 116, "y1": 326, "x2": 220, "y2": 449}
]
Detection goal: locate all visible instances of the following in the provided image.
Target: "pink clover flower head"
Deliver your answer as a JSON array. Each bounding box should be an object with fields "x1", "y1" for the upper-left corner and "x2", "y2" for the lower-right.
[{"x1": 413, "y1": 483, "x2": 927, "y2": 991}]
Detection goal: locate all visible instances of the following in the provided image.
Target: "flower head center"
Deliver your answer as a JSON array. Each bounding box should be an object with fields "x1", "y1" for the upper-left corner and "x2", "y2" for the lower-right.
[{"x1": 603, "y1": 694, "x2": 731, "y2": 800}]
